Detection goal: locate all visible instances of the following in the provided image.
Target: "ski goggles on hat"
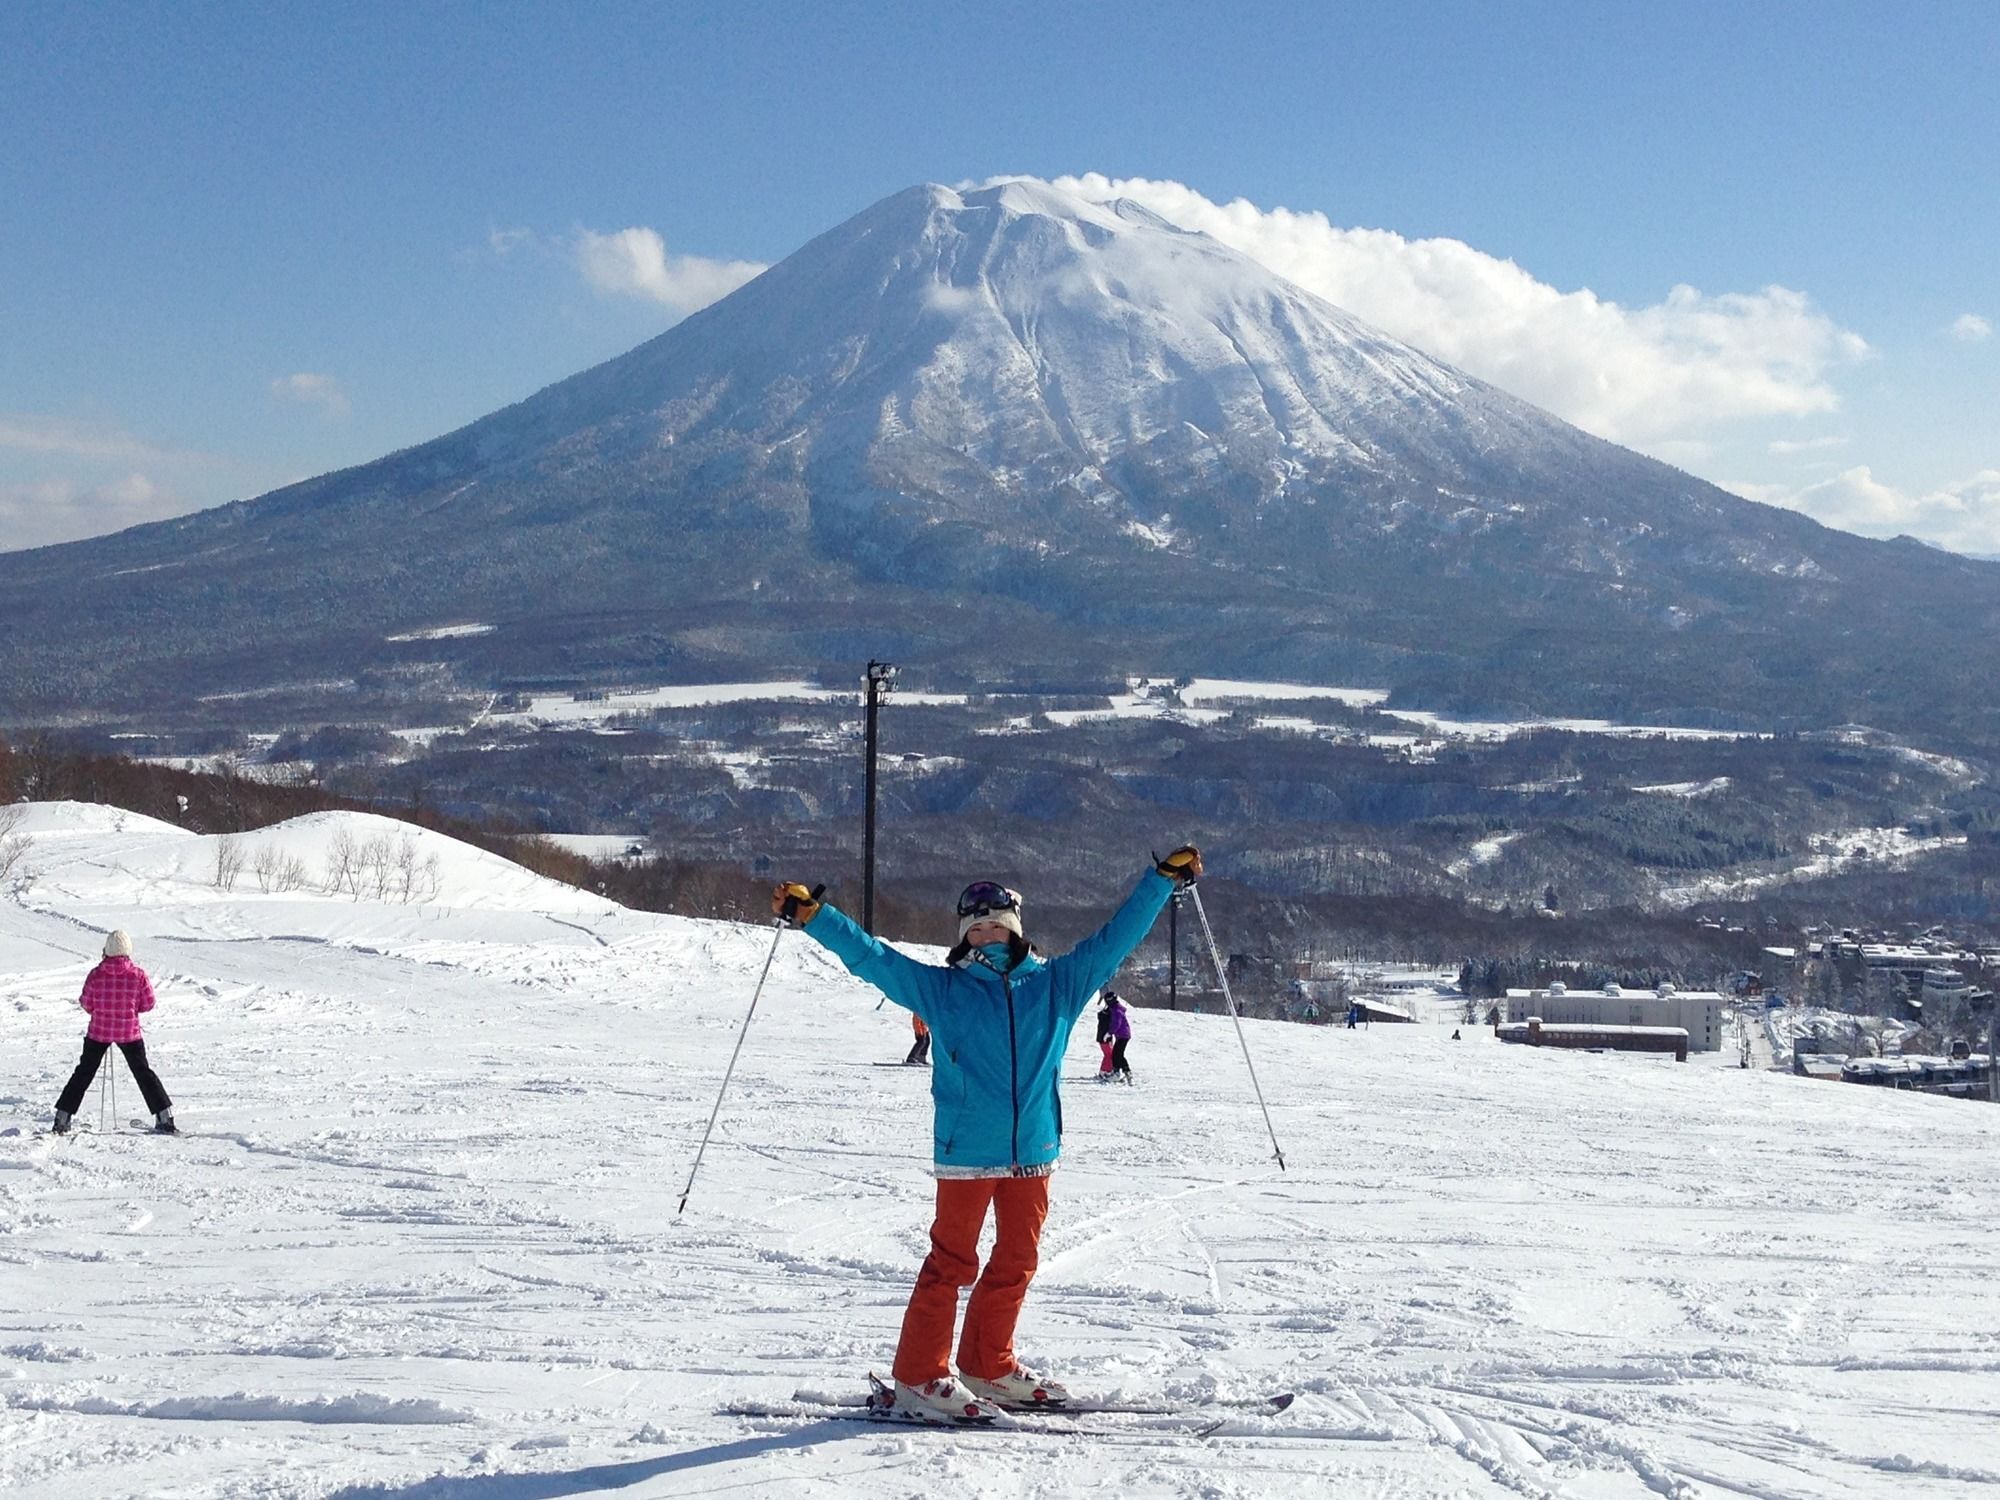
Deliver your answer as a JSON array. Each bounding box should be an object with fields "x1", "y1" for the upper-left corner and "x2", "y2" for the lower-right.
[{"x1": 956, "y1": 881, "x2": 1021, "y2": 918}]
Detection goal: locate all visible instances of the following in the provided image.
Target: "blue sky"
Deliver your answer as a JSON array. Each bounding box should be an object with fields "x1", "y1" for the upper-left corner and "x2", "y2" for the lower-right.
[{"x1": 3, "y1": 0, "x2": 1995, "y2": 551}]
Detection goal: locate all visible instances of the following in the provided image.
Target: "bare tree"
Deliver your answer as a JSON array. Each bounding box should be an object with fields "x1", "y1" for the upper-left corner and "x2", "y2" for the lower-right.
[
  {"x1": 392, "y1": 835, "x2": 443, "y2": 903},
  {"x1": 325, "y1": 827, "x2": 361, "y2": 898},
  {"x1": 253, "y1": 842, "x2": 314, "y2": 894},
  {"x1": 213, "y1": 833, "x2": 247, "y2": 891},
  {"x1": 359, "y1": 833, "x2": 396, "y2": 900},
  {"x1": 415, "y1": 849, "x2": 442, "y2": 903},
  {"x1": 0, "y1": 804, "x2": 33, "y2": 884}
]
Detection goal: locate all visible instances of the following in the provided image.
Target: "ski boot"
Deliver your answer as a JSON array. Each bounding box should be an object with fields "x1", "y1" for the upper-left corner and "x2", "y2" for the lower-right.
[
  {"x1": 960, "y1": 1365, "x2": 1070, "y2": 1409},
  {"x1": 880, "y1": 1375, "x2": 1004, "y2": 1424},
  {"x1": 153, "y1": 1109, "x2": 178, "y2": 1135},
  {"x1": 50, "y1": 1109, "x2": 73, "y2": 1135}
]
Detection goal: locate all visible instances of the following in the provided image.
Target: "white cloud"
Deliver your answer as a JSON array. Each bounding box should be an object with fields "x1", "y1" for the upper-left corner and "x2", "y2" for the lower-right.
[
  {"x1": 1768, "y1": 435, "x2": 1849, "y2": 455},
  {"x1": 488, "y1": 226, "x2": 533, "y2": 257},
  {"x1": 1949, "y1": 313, "x2": 1992, "y2": 342},
  {"x1": 0, "y1": 411, "x2": 232, "y2": 551},
  {"x1": 270, "y1": 372, "x2": 349, "y2": 417},
  {"x1": 574, "y1": 227, "x2": 766, "y2": 315},
  {"x1": 1734, "y1": 466, "x2": 2000, "y2": 554},
  {"x1": 0, "y1": 472, "x2": 205, "y2": 552},
  {"x1": 988, "y1": 174, "x2": 1870, "y2": 451},
  {"x1": 0, "y1": 413, "x2": 195, "y2": 465}
]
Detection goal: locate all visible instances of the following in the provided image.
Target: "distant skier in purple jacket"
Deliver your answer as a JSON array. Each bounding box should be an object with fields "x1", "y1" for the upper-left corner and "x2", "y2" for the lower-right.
[{"x1": 1098, "y1": 989, "x2": 1134, "y2": 1085}]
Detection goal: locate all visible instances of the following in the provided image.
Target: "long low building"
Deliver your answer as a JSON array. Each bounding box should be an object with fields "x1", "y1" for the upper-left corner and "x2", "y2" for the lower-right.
[
  {"x1": 1503, "y1": 982, "x2": 1724, "y2": 1053},
  {"x1": 1841, "y1": 1054, "x2": 1996, "y2": 1097},
  {"x1": 1498, "y1": 1019, "x2": 1689, "y2": 1062}
]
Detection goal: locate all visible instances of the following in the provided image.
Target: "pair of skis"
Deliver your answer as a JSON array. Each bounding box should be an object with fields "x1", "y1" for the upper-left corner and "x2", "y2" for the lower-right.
[
  {"x1": 40, "y1": 1121, "x2": 178, "y2": 1139},
  {"x1": 723, "y1": 1374, "x2": 1295, "y2": 1438}
]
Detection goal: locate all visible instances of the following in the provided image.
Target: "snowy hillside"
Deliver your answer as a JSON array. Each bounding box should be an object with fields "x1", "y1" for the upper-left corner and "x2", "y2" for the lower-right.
[
  {"x1": 504, "y1": 179, "x2": 1604, "y2": 517},
  {"x1": 10, "y1": 180, "x2": 2000, "y2": 746},
  {"x1": 4, "y1": 804, "x2": 1999, "y2": 1497}
]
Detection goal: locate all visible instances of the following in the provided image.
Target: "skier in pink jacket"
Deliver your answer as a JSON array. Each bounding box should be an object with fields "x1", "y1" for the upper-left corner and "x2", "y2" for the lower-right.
[{"x1": 51, "y1": 930, "x2": 177, "y2": 1134}]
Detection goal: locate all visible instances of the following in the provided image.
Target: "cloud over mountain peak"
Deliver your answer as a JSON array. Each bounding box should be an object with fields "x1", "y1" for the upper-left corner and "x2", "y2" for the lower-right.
[{"x1": 985, "y1": 173, "x2": 1868, "y2": 453}]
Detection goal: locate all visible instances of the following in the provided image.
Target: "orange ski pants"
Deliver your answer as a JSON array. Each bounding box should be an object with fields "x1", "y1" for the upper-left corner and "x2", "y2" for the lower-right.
[{"x1": 892, "y1": 1174, "x2": 1050, "y2": 1384}]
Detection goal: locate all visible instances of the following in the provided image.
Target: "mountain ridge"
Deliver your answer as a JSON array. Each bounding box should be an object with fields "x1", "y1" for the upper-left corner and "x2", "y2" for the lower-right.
[{"x1": 2, "y1": 179, "x2": 1997, "y2": 750}]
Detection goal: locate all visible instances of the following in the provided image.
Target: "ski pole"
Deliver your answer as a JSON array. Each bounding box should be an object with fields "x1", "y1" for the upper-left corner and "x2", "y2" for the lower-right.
[
  {"x1": 675, "y1": 886, "x2": 819, "y2": 1218},
  {"x1": 1187, "y1": 885, "x2": 1287, "y2": 1171}
]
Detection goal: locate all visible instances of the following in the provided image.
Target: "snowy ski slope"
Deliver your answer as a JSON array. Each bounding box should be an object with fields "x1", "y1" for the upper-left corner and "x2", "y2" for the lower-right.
[{"x1": 3, "y1": 803, "x2": 1997, "y2": 1498}]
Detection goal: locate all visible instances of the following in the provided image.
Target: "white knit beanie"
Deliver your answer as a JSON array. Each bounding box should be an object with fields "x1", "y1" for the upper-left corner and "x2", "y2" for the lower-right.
[
  {"x1": 957, "y1": 905, "x2": 1024, "y2": 944},
  {"x1": 103, "y1": 929, "x2": 133, "y2": 958}
]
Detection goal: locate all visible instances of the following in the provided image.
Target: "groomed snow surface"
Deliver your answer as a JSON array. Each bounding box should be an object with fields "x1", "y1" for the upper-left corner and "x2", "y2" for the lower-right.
[{"x1": 3, "y1": 803, "x2": 1997, "y2": 1498}]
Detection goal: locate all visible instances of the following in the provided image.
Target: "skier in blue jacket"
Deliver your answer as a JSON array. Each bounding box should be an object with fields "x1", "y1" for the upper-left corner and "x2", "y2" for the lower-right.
[{"x1": 772, "y1": 845, "x2": 1202, "y2": 1422}]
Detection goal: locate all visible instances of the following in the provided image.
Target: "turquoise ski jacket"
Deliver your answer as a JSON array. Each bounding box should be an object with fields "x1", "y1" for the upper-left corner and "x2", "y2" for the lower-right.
[{"x1": 803, "y1": 869, "x2": 1176, "y2": 1176}]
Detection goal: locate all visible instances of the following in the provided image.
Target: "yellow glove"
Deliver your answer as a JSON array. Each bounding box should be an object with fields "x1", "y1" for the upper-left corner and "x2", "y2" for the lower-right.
[
  {"x1": 772, "y1": 882, "x2": 822, "y2": 926},
  {"x1": 1155, "y1": 845, "x2": 1203, "y2": 884}
]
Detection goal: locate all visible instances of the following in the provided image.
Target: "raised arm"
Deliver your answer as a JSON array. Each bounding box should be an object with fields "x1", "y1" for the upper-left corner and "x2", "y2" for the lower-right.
[
  {"x1": 773, "y1": 883, "x2": 946, "y2": 1023},
  {"x1": 1048, "y1": 851, "x2": 1199, "y2": 1019}
]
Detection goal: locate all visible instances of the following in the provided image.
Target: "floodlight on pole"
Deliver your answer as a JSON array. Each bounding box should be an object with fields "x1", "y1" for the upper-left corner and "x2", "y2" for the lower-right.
[{"x1": 862, "y1": 660, "x2": 896, "y2": 934}]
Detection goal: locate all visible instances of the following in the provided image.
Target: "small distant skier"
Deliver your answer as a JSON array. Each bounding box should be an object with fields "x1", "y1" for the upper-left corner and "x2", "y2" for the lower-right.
[
  {"x1": 906, "y1": 1015, "x2": 931, "y2": 1067},
  {"x1": 51, "y1": 930, "x2": 177, "y2": 1135},
  {"x1": 771, "y1": 845, "x2": 1200, "y2": 1422},
  {"x1": 1346, "y1": 1002, "x2": 1360, "y2": 1030},
  {"x1": 1094, "y1": 993, "x2": 1116, "y2": 1079},
  {"x1": 1099, "y1": 989, "x2": 1134, "y2": 1084}
]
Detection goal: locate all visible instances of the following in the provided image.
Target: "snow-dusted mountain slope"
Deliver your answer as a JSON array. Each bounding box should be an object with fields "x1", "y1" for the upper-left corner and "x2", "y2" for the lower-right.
[
  {"x1": 470, "y1": 180, "x2": 1599, "y2": 508},
  {"x1": 4, "y1": 803, "x2": 1998, "y2": 1497},
  {"x1": 3, "y1": 180, "x2": 1999, "y2": 743}
]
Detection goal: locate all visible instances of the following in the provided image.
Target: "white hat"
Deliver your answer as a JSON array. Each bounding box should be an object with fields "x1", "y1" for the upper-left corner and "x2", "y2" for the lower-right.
[
  {"x1": 958, "y1": 905, "x2": 1023, "y2": 943},
  {"x1": 103, "y1": 930, "x2": 133, "y2": 958},
  {"x1": 955, "y1": 883, "x2": 1024, "y2": 944}
]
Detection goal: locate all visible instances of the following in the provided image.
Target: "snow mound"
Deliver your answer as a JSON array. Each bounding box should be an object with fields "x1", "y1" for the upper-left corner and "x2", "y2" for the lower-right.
[
  {"x1": 231, "y1": 811, "x2": 615, "y2": 915},
  {"x1": 6, "y1": 802, "x2": 618, "y2": 955},
  {"x1": 9, "y1": 801, "x2": 190, "y2": 840}
]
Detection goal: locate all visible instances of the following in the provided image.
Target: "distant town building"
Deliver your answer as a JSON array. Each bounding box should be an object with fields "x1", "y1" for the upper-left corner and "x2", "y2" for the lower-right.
[
  {"x1": 1839, "y1": 1053, "x2": 1995, "y2": 1097},
  {"x1": 1502, "y1": 982, "x2": 1724, "y2": 1052},
  {"x1": 1497, "y1": 1018, "x2": 1689, "y2": 1062},
  {"x1": 1921, "y1": 967, "x2": 1975, "y2": 1005}
]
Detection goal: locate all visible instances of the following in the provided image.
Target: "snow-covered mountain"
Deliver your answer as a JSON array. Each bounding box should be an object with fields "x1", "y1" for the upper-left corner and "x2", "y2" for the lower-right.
[
  {"x1": 3, "y1": 180, "x2": 1998, "y2": 743},
  {"x1": 460, "y1": 180, "x2": 1606, "y2": 518},
  {"x1": 5, "y1": 802, "x2": 1998, "y2": 1496}
]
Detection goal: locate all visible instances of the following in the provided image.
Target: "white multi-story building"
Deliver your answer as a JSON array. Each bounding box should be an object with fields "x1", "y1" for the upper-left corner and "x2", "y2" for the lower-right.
[{"x1": 1502, "y1": 982, "x2": 1725, "y2": 1053}]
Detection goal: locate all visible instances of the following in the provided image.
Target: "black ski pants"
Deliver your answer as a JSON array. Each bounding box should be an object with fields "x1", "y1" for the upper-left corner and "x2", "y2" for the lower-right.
[
  {"x1": 55, "y1": 1038, "x2": 172, "y2": 1117},
  {"x1": 1110, "y1": 1037, "x2": 1132, "y2": 1079}
]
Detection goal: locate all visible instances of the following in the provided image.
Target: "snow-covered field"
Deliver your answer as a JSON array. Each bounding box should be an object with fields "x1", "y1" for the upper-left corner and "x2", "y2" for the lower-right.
[
  {"x1": 350, "y1": 674, "x2": 1767, "y2": 748},
  {"x1": 4, "y1": 803, "x2": 1999, "y2": 1498},
  {"x1": 1658, "y1": 826, "x2": 1969, "y2": 906},
  {"x1": 1447, "y1": 831, "x2": 1525, "y2": 879},
  {"x1": 1017, "y1": 679, "x2": 1761, "y2": 748},
  {"x1": 480, "y1": 681, "x2": 971, "y2": 730}
]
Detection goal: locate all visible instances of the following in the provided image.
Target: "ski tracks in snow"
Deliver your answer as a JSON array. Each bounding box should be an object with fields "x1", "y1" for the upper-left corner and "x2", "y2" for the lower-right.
[{"x1": 6, "y1": 819, "x2": 2000, "y2": 1496}]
